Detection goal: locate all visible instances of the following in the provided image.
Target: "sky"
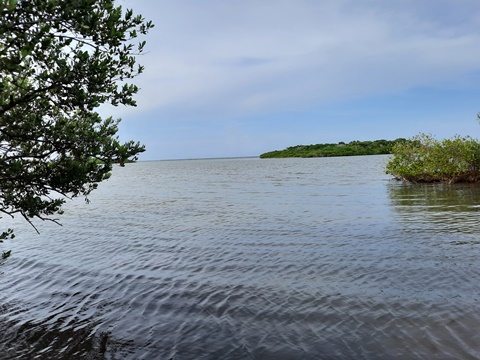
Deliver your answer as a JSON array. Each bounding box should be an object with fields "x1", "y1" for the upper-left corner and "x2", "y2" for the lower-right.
[{"x1": 108, "y1": 0, "x2": 480, "y2": 160}]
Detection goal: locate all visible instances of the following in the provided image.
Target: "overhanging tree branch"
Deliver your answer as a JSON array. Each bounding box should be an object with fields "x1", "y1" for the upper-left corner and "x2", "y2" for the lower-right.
[{"x1": 0, "y1": 0, "x2": 153, "y2": 255}]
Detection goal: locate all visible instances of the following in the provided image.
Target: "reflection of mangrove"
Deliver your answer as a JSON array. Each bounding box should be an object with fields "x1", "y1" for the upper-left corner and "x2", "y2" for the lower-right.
[
  {"x1": 387, "y1": 182, "x2": 480, "y2": 233},
  {"x1": 0, "y1": 317, "x2": 112, "y2": 359}
]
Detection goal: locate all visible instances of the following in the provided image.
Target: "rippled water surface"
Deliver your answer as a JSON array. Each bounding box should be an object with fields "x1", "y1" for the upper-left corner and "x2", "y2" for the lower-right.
[{"x1": 1, "y1": 155, "x2": 479, "y2": 359}]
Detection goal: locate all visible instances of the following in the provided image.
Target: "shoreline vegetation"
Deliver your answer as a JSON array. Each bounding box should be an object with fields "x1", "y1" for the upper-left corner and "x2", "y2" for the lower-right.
[
  {"x1": 386, "y1": 133, "x2": 480, "y2": 184},
  {"x1": 259, "y1": 139, "x2": 409, "y2": 158}
]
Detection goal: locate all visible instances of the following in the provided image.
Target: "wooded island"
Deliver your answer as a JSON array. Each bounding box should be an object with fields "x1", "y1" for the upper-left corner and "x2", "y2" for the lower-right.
[{"x1": 260, "y1": 139, "x2": 408, "y2": 158}]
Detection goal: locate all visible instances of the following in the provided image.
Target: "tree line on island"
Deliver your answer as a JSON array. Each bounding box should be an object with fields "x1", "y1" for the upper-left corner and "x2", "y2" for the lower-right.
[
  {"x1": 260, "y1": 138, "x2": 409, "y2": 158},
  {"x1": 261, "y1": 133, "x2": 480, "y2": 184}
]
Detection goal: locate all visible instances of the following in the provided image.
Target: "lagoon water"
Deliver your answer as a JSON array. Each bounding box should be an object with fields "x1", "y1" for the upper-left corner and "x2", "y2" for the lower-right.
[{"x1": 0, "y1": 155, "x2": 479, "y2": 359}]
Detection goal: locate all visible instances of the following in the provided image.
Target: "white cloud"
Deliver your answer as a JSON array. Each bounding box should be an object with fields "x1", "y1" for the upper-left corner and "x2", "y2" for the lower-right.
[{"x1": 120, "y1": 0, "x2": 480, "y2": 119}]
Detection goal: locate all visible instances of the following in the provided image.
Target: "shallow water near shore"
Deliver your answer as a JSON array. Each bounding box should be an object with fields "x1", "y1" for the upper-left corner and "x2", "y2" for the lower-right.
[{"x1": 0, "y1": 155, "x2": 479, "y2": 359}]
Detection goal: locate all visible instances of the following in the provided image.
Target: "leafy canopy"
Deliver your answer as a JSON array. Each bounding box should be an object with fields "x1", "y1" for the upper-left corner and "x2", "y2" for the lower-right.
[
  {"x1": 0, "y1": 0, "x2": 154, "y2": 253},
  {"x1": 386, "y1": 133, "x2": 480, "y2": 183}
]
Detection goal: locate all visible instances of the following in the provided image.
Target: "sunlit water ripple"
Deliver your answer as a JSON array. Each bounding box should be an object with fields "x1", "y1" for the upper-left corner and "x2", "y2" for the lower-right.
[{"x1": 0, "y1": 155, "x2": 479, "y2": 359}]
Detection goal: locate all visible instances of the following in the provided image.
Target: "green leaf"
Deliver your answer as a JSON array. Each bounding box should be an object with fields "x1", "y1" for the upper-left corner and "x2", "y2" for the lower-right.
[{"x1": 0, "y1": 0, "x2": 151, "y2": 251}]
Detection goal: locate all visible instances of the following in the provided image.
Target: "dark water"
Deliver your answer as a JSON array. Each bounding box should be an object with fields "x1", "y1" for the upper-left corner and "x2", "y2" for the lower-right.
[{"x1": 0, "y1": 155, "x2": 479, "y2": 359}]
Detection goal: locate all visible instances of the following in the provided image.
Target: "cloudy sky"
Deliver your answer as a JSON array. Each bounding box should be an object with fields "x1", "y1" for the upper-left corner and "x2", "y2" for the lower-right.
[{"x1": 111, "y1": 0, "x2": 480, "y2": 160}]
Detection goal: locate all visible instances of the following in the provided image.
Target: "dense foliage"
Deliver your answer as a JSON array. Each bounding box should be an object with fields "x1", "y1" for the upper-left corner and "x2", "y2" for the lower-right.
[
  {"x1": 386, "y1": 134, "x2": 480, "y2": 183},
  {"x1": 260, "y1": 139, "x2": 408, "y2": 158},
  {"x1": 0, "y1": 0, "x2": 153, "y2": 257}
]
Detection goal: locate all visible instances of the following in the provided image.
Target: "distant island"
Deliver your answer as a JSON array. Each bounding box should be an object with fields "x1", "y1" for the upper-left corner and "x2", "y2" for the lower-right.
[{"x1": 260, "y1": 139, "x2": 409, "y2": 158}]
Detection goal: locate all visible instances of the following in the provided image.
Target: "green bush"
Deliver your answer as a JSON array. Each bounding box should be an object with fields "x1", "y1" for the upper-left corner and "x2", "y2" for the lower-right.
[{"x1": 386, "y1": 133, "x2": 480, "y2": 183}]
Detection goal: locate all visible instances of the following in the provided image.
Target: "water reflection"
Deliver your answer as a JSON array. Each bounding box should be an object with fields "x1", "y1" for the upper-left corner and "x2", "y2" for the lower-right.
[
  {"x1": 0, "y1": 316, "x2": 108, "y2": 359},
  {"x1": 387, "y1": 180, "x2": 480, "y2": 234}
]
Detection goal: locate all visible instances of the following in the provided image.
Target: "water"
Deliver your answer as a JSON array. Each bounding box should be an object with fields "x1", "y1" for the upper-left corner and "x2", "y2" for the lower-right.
[{"x1": 0, "y1": 155, "x2": 479, "y2": 359}]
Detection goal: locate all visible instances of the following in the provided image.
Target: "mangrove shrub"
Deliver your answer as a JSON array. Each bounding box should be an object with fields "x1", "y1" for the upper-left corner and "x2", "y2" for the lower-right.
[{"x1": 385, "y1": 134, "x2": 480, "y2": 183}]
